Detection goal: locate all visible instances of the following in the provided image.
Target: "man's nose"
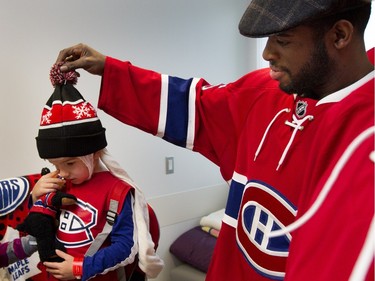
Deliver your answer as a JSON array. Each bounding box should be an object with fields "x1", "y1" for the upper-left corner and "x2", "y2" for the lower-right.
[{"x1": 262, "y1": 37, "x2": 278, "y2": 62}]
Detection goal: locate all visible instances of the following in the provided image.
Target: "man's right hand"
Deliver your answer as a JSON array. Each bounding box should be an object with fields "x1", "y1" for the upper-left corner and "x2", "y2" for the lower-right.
[{"x1": 56, "y1": 43, "x2": 106, "y2": 76}]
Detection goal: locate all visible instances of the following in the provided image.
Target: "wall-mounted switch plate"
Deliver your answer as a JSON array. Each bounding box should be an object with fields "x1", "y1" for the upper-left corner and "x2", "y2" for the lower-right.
[{"x1": 165, "y1": 157, "x2": 174, "y2": 174}]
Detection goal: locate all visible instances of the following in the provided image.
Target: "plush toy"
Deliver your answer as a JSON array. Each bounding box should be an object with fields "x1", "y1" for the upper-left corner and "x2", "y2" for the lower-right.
[{"x1": 16, "y1": 168, "x2": 77, "y2": 263}]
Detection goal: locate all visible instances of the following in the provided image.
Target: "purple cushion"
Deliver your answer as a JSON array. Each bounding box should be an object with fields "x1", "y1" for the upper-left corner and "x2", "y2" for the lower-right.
[{"x1": 169, "y1": 226, "x2": 217, "y2": 272}]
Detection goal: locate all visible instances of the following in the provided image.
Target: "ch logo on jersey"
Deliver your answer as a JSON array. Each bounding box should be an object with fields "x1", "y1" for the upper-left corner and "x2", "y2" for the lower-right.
[
  {"x1": 236, "y1": 180, "x2": 297, "y2": 280},
  {"x1": 56, "y1": 199, "x2": 98, "y2": 248},
  {"x1": 295, "y1": 101, "x2": 308, "y2": 118},
  {"x1": 0, "y1": 177, "x2": 29, "y2": 216}
]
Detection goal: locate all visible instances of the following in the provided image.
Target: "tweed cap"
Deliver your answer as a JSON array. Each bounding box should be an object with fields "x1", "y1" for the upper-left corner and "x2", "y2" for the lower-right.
[{"x1": 239, "y1": 0, "x2": 371, "y2": 38}]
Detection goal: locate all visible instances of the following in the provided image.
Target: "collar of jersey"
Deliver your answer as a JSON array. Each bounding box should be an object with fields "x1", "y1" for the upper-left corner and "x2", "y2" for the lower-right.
[{"x1": 316, "y1": 70, "x2": 374, "y2": 106}]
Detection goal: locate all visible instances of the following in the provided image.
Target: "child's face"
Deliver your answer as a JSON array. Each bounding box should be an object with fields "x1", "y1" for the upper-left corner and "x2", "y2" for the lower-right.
[{"x1": 48, "y1": 157, "x2": 90, "y2": 185}]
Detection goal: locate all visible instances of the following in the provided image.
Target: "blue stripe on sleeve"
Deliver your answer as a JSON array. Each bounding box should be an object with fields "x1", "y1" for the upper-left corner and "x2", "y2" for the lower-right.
[
  {"x1": 225, "y1": 180, "x2": 245, "y2": 220},
  {"x1": 163, "y1": 76, "x2": 194, "y2": 147}
]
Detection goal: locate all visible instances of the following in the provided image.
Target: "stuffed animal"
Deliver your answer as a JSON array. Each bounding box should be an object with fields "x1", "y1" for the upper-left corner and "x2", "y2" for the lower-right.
[{"x1": 16, "y1": 169, "x2": 77, "y2": 263}]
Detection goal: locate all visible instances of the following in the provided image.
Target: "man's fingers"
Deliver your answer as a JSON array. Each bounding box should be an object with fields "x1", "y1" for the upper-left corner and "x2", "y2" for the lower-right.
[
  {"x1": 59, "y1": 59, "x2": 84, "y2": 72},
  {"x1": 64, "y1": 54, "x2": 74, "y2": 62},
  {"x1": 56, "y1": 43, "x2": 85, "y2": 65},
  {"x1": 55, "y1": 43, "x2": 105, "y2": 75}
]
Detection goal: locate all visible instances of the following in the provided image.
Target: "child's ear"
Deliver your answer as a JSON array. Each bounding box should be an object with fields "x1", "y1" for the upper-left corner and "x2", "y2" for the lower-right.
[{"x1": 93, "y1": 151, "x2": 101, "y2": 160}]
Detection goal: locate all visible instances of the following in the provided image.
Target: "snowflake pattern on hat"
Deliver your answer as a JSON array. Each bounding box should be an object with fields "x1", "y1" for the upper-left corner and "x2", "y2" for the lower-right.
[
  {"x1": 72, "y1": 102, "x2": 95, "y2": 119},
  {"x1": 40, "y1": 101, "x2": 97, "y2": 127}
]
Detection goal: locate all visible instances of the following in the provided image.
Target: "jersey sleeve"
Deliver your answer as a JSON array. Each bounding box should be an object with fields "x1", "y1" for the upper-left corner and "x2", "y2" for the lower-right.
[
  {"x1": 98, "y1": 57, "x2": 272, "y2": 180},
  {"x1": 82, "y1": 189, "x2": 136, "y2": 280}
]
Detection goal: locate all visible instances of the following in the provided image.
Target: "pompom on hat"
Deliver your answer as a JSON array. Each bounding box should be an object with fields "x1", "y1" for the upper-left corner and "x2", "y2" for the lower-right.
[
  {"x1": 36, "y1": 63, "x2": 107, "y2": 159},
  {"x1": 239, "y1": 0, "x2": 371, "y2": 38}
]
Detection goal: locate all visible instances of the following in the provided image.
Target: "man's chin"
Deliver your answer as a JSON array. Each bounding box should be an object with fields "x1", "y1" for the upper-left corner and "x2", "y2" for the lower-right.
[{"x1": 279, "y1": 83, "x2": 296, "y2": 95}]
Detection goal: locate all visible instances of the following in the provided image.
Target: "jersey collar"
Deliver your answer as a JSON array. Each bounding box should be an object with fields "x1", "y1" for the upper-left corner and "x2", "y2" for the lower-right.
[{"x1": 316, "y1": 70, "x2": 374, "y2": 106}]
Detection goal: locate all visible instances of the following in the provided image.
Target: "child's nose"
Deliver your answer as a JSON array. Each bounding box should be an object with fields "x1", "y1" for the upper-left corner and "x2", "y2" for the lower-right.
[{"x1": 59, "y1": 170, "x2": 68, "y2": 179}]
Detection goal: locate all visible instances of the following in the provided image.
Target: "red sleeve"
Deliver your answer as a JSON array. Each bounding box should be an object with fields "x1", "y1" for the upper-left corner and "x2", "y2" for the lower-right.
[
  {"x1": 99, "y1": 57, "x2": 162, "y2": 135},
  {"x1": 98, "y1": 59, "x2": 281, "y2": 181}
]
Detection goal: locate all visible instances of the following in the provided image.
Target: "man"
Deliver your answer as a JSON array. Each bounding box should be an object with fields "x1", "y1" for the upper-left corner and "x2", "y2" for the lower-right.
[{"x1": 55, "y1": 0, "x2": 373, "y2": 280}]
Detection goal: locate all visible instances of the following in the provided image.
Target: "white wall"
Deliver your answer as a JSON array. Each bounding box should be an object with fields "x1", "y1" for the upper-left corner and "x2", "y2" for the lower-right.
[
  {"x1": 0, "y1": 0, "x2": 253, "y2": 198},
  {"x1": 365, "y1": 4, "x2": 375, "y2": 50}
]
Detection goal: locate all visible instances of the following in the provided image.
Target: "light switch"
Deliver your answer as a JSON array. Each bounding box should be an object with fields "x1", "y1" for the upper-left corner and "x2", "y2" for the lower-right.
[{"x1": 165, "y1": 157, "x2": 174, "y2": 174}]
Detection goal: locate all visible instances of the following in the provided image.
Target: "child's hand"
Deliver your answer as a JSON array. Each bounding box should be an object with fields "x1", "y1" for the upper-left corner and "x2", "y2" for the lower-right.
[
  {"x1": 44, "y1": 250, "x2": 75, "y2": 280},
  {"x1": 32, "y1": 170, "x2": 65, "y2": 203}
]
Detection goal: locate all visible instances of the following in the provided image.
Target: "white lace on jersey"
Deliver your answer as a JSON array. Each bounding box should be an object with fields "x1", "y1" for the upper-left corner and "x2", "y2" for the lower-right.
[{"x1": 254, "y1": 108, "x2": 314, "y2": 171}]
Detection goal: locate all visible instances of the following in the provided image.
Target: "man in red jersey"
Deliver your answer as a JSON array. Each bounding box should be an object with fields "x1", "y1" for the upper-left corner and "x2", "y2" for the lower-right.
[{"x1": 53, "y1": 0, "x2": 373, "y2": 280}]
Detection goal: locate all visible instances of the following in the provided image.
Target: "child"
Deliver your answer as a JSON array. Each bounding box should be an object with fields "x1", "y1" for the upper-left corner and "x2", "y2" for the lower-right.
[{"x1": 27, "y1": 64, "x2": 163, "y2": 280}]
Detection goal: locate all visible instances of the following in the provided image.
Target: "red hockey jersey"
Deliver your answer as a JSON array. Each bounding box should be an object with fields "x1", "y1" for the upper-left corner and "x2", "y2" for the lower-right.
[
  {"x1": 98, "y1": 56, "x2": 373, "y2": 280},
  {"x1": 56, "y1": 171, "x2": 134, "y2": 281},
  {"x1": 284, "y1": 72, "x2": 374, "y2": 281}
]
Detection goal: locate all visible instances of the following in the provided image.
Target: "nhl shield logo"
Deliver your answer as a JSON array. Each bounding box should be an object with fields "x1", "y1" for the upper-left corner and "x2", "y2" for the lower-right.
[{"x1": 295, "y1": 101, "x2": 308, "y2": 118}]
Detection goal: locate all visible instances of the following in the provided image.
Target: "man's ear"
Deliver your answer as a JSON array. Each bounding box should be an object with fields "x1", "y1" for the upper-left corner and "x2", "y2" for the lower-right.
[{"x1": 330, "y1": 19, "x2": 354, "y2": 49}]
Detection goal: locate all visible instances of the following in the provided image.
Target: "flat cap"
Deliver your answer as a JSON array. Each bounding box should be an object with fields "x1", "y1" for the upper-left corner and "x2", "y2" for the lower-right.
[{"x1": 239, "y1": 0, "x2": 371, "y2": 38}]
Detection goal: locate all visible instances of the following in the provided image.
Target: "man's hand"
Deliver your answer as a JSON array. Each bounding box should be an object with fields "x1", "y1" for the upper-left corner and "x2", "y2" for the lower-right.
[{"x1": 56, "y1": 43, "x2": 106, "y2": 76}]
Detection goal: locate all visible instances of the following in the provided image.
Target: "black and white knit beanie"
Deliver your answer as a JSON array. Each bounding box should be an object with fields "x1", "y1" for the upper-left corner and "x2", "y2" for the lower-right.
[{"x1": 36, "y1": 63, "x2": 107, "y2": 159}]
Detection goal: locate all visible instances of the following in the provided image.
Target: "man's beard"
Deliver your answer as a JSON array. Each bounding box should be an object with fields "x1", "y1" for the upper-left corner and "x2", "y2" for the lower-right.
[{"x1": 280, "y1": 40, "x2": 334, "y2": 100}]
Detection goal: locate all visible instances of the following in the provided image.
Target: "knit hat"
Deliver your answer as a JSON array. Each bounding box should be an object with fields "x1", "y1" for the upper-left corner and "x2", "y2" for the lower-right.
[
  {"x1": 36, "y1": 64, "x2": 107, "y2": 159},
  {"x1": 239, "y1": 0, "x2": 371, "y2": 38}
]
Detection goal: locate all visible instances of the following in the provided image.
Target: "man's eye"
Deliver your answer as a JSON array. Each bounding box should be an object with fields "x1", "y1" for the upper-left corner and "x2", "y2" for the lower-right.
[{"x1": 276, "y1": 39, "x2": 289, "y2": 46}]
